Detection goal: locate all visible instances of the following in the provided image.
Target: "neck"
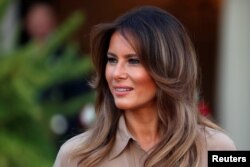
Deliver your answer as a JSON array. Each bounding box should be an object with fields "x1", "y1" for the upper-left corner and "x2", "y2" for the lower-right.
[{"x1": 124, "y1": 107, "x2": 160, "y2": 151}]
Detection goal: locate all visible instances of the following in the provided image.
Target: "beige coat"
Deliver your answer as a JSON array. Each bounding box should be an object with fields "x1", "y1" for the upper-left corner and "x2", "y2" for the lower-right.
[{"x1": 54, "y1": 115, "x2": 236, "y2": 167}]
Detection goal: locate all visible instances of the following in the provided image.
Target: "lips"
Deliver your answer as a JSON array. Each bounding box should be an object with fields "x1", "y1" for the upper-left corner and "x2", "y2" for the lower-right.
[{"x1": 113, "y1": 86, "x2": 133, "y2": 96}]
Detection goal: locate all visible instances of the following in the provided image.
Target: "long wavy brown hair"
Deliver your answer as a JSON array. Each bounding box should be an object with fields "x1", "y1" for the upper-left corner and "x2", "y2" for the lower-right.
[{"x1": 71, "y1": 6, "x2": 220, "y2": 167}]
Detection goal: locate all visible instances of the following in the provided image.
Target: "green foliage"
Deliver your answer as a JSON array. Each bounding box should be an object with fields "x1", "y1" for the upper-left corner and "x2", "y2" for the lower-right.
[
  {"x1": 0, "y1": 1, "x2": 93, "y2": 166},
  {"x1": 0, "y1": 0, "x2": 9, "y2": 21}
]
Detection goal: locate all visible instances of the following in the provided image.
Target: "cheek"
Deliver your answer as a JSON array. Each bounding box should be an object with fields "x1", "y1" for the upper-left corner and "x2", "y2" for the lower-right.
[
  {"x1": 105, "y1": 65, "x2": 111, "y2": 84},
  {"x1": 144, "y1": 79, "x2": 156, "y2": 95},
  {"x1": 134, "y1": 71, "x2": 156, "y2": 93}
]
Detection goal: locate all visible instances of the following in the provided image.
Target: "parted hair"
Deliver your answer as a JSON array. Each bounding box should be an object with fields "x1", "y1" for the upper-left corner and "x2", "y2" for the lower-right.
[{"x1": 71, "y1": 6, "x2": 220, "y2": 167}]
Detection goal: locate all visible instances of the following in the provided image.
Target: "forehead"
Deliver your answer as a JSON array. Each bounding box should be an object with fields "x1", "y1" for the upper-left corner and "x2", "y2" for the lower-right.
[
  {"x1": 109, "y1": 29, "x2": 140, "y2": 54},
  {"x1": 108, "y1": 31, "x2": 135, "y2": 52}
]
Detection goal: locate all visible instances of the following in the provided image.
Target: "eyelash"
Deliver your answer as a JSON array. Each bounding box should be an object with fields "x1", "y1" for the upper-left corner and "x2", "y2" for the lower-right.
[
  {"x1": 128, "y1": 58, "x2": 140, "y2": 64},
  {"x1": 107, "y1": 57, "x2": 140, "y2": 65},
  {"x1": 107, "y1": 57, "x2": 117, "y2": 64}
]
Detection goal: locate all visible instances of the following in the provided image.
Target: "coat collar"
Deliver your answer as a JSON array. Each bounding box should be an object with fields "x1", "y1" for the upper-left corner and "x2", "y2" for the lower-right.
[{"x1": 109, "y1": 115, "x2": 135, "y2": 160}]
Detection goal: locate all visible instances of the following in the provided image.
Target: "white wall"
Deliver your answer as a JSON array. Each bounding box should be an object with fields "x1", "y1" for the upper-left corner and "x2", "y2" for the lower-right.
[{"x1": 217, "y1": 0, "x2": 250, "y2": 149}]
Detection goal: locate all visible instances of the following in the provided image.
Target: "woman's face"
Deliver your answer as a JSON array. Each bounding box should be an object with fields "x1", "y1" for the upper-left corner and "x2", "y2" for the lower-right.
[{"x1": 105, "y1": 31, "x2": 157, "y2": 111}]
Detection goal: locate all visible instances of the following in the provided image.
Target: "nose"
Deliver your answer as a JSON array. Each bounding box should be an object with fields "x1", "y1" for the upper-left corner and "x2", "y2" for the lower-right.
[{"x1": 113, "y1": 63, "x2": 128, "y2": 80}]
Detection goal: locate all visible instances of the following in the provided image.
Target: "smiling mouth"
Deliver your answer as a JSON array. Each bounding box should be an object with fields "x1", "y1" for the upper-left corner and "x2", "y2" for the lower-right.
[
  {"x1": 113, "y1": 87, "x2": 133, "y2": 96},
  {"x1": 115, "y1": 88, "x2": 133, "y2": 92}
]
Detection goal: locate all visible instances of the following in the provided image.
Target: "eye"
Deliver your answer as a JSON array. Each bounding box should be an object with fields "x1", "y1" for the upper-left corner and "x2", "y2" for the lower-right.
[
  {"x1": 107, "y1": 57, "x2": 117, "y2": 64},
  {"x1": 128, "y1": 58, "x2": 140, "y2": 64}
]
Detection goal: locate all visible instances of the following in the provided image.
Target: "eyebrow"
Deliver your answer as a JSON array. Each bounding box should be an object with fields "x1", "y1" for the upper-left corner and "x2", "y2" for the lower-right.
[{"x1": 107, "y1": 52, "x2": 138, "y2": 58}]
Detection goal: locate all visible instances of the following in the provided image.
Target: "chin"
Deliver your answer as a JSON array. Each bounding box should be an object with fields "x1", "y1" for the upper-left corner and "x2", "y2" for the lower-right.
[{"x1": 114, "y1": 102, "x2": 134, "y2": 110}]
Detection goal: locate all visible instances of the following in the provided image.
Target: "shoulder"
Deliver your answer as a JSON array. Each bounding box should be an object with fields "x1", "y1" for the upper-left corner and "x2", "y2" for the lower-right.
[
  {"x1": 53, "y1": 130, "x2": 92, "y2": 167},
  {"x1": 201, "y1": 127, "x2": 236, "y2": 150},
  {"x1": 61, "y1": 130, "x2": 92, "y2": 151}
]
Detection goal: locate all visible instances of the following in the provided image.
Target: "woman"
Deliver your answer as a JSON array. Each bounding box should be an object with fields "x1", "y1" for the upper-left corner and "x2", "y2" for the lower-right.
[{"x1": 54, "y1": 6, "x2": 236, "y2": 167}]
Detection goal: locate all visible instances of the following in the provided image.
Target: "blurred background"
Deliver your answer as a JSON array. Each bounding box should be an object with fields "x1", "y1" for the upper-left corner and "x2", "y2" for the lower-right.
[{"x1": 0, "y1": 0, "x2": 249, "y2": 166}]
